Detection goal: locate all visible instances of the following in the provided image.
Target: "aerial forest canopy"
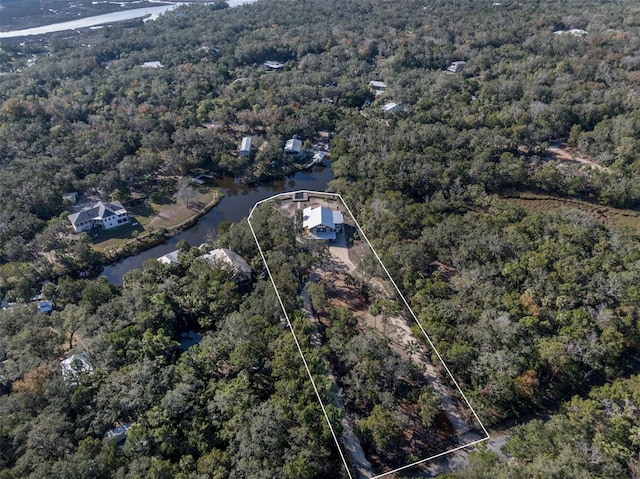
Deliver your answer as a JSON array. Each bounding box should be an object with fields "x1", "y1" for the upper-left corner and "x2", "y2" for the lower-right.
[{"x1": 2, "y1": 0, "x2": 640, "y2": 477}]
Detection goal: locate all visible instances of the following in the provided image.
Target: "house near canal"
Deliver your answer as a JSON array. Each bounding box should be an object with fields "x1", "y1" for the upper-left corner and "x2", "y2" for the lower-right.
[
  {"x1": 199, "y1": 248, "x2": 252, "y2": 281},
  {"x1": 239, "y1": 137, "x2": 252, "y2": 158},
  {"x1": 302, "y1": 206, "x2": 343, "y2": 240},
  {"x1": 284, "y1": 137, "x2": 303, "y2": 158},
  {"x1": 68, "y1": 200, "x2": 129, "y2": 233}
]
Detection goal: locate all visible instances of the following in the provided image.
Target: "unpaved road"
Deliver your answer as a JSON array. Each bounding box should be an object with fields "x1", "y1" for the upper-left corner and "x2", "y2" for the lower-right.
[{"x1": 547, "y1": 142, "x2": 611, "y2": 173}]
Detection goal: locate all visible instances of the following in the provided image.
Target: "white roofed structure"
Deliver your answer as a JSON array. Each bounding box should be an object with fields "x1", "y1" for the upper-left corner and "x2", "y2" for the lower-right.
[
  {"x1": 368, "y1": 80, "x2": 387, "y2": 95},
  {"x1": 200, "y1": 248, "x2": 252, "y2": 277},
  {"x1": 302, "y1": 206, "x2": 343, "y2": 240},
  {"x1": 239, "y1": 137, "x2": 252, "y2": 157},
  {"x1": 284, "y1": 138, "x2": 303, "y2": 157},
  {"x1": 68, "y1": 200, "x2": 129, "y2": 233}
]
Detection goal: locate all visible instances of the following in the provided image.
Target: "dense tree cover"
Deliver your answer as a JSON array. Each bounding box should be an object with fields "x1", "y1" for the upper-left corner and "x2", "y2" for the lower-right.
[
  {"x1": 1, "y1": 0, "x2": 640, "y2": 475},
  {"x1": 446, "y1": 374, "x2": 640, "y2": 478},
  {"x1": 0, "y1": 208, "x2": 346, "y2": 478}
]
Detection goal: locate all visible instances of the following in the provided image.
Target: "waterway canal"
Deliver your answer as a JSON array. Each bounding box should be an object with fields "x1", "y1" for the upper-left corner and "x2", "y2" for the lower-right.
[{"x1": 102, "y1": 164, "x2": 334, "y2": 284}]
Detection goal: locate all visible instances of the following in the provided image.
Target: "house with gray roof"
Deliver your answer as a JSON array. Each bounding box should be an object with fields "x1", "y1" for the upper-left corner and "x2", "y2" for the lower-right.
[
  {"x1": 68, "y1": 201, "x2": 129, "y2": 233},
  {"x1": 284, "y1": 137, "x2": 303, "y2": 158},
  {"x1": 158, "y1": 250, "x2": 181, "y2": 265}
]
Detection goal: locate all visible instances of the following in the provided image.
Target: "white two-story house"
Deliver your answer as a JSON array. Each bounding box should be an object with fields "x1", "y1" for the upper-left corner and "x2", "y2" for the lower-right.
[{"x1": 68, "y1": 200, "x2": 129, "y2": 233}]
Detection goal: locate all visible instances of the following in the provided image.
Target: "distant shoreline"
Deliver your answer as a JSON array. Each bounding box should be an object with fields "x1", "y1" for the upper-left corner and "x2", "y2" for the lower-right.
[{"x1": 0, "y1": 0, "x2": 257, "y2": 38}]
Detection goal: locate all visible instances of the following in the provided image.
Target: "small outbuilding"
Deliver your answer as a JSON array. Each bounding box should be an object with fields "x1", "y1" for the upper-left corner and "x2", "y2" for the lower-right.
[
  {"x1": 554, "y1": 29, "x2": 588, "y2": 37},
  {"x1": 264, "y1": 60, "x2": 284, "y2": 70},
  {"x1": 62, "y1": 192, "x2": 78, "y2": 204},
  {"x1": 141, "y1": 61, "x2": 164, "y2": 68},
  {"x1": 446, "y1": 61, "x2": 466, "y2": 73},
  {"x1": 381, "y1": 102, "x2": 400, "y2": 113},
  {"x1": 104, "y1": 423, "x2": 132, "y2": 443},
  {"x1": 37, "y1": 300, "x2": 53, "y2": 313}
]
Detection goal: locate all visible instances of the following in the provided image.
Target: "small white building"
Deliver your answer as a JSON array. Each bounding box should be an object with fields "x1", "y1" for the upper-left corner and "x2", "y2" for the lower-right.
[
  {"x1": 264, "y1": 60, "x2": 284, "y2": 70},
  {"x1": 284, "y1": 137, "x2": 303, "y2": 157},
  {"x1": 303, "y1": 206, "x2": 343, "y2": 240},
  {"x1": 553, "y1": 29, "x2": 588, "y2": 37},
  {"x1": 141, "y1": 61, "x2": 164, "y2": 68},
  {"x1": 239, "y1": 137, "x2": 252, "y2": 157},
  {"x1": 446, "y1": 61, "x2": 466, "y2": 73},
  {"x1": 60, "y1": 352, "x2": 93, "y2": 386},
  {"x1": 68, "y1": 201, "x2": 129, "y2": 233},
  {"x1": 368, "y1": 80, "x2": 387, "y2": 96},
  {"x1": 313, "y1": 151, "x2": 327, "y2": 164},
  {"x1": 104, "y1": 423, "x2": 132, "y2": 443},
  {"x1": 381, "y1": 102, "x2": 400, "y2": 113}
]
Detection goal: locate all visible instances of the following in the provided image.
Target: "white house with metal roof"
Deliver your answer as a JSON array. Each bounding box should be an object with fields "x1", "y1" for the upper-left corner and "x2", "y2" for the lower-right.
[
  {"x1": 302, "y1": 206, "x2": 343, "y2": 240},
  {"x1": 68, "y1": 200, "x2": 129, "y2": 233},
  {"x1": 381, "y1": 102, "x2": 400, "y2": 113},
  {"x1": 446, "y1": 60, "x2": 466, "y2": 73},
  {"x1": 239, "y1": 137, "x2": 252, "y2": 157},
  {"x1": 368, "y1": 80, "x2": 387, "y2": 95},
  {"x1": 284, "y1": 137, "x2": 303, "y2": 157}
]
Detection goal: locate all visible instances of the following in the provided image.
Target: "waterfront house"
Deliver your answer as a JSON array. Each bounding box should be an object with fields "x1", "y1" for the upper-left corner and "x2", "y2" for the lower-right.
[
  {"x1": 60, "y1": 352, "x2": 93, "y2": 387},
  {"x1": 303, "y1": 206, "x2": 344, "y2": 240},
  {"x1": 200, "y1": 248, "x2": 252, "y2": 280},
  {"x1": 68, "y1": 200, "x2": 129, "y2": 233},
  {"x1": 239, "y1": 137, "x2": 252, "y2": 157},
  {"x1": 158, "y1": 250, "x2": 181, "y2": 265},
  {"x1": 284, "y1": 137, "x2": 303, "y2": 158}
]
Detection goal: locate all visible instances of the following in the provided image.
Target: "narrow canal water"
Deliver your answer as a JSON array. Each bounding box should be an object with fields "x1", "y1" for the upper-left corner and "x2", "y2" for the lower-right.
[{"x1": 102, "y1": 164, "x2": 334, "y2": 285}]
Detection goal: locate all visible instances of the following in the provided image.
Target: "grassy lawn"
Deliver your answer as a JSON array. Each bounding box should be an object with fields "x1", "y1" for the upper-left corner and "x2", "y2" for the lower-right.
[
  {"x1": 502, "y1": 192, "x2": 640, "y2": 234},
  {"x1": 91, "y1": 185, "x2": 222, "y2": 254},
  {"x1": 91, "y1": 221, "x2": 146, "y2": 254}
]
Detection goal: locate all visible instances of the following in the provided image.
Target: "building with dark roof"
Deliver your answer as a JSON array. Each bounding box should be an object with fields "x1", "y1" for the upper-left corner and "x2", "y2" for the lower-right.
[{"x1": 68, "y1": 201, "x2": 129, "y2": 233}]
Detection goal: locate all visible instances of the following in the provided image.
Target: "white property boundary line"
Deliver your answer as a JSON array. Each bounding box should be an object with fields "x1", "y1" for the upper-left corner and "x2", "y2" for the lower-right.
[{"x1": 248, "y1": 190, "x2": 490, "y2": 479}]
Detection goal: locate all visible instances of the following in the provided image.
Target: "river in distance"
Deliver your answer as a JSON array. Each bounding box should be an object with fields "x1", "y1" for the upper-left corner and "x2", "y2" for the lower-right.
[
  {"x1": 0, "y1": 0, "x2": 257, "y2": 37},
  {"x1": 102, "y1": 164, "x2": 335, "y2": 285}
]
